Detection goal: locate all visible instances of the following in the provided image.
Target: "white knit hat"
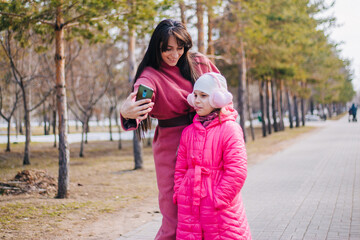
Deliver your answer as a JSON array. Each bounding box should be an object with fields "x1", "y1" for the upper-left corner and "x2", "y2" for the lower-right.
[
  {"x1": 193, "y1": 72, "x2": 228, "y2": 95},
  {"x1": 187, "y1": 72, "x2": 233, "y2": 108}
]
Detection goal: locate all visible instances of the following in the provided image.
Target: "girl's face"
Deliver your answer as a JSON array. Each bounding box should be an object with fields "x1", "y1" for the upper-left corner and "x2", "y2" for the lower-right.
[
  {"x1": 193, "y1": 90, "x2": 215, "y2": 116},
  {"x1": 161, "y1": 35, "x2": 184, "y2": 66}
]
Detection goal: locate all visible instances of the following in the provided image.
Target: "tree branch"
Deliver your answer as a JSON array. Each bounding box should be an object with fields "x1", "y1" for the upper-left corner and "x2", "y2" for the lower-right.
[
  {"x1": 63, "y1": 13, "x2": 87, "y2": 28},
  {"x1": 68, "y1": 104, "x2": 83, "y2": 124},
  {"x1": 0, "y1": 87, "x2": 5, "y2": 120},
  {"x1": 0, "y1": 87, "x2": 21, "y2": 121},
  {"x1": 93, "y1": 76, "x2": 111, "y2": 105},
  {"x1": 71, "y1": 81, "x2": 86, "y2": 115},
  {"x1": 0, "y1": 11, "x2": 55, "y2": 27},
  {"x1": 29, "y1": 88, "x2": 55, "y2": 112},
  {"x1": 0, "y1": 11, "x2": 24, "y2": 18},
  {"x1": 65, "y1": 44, "x2": 82, "y2": 74},
  {"x1": 9, "y1": 89, "x2": 21, "y2": 117},
  {"x1": 63, "y1": 11, "x2": 129, "y2": 29},
  {"x1": 37, "y1": 19, "x2": 55, "y2": 27}
]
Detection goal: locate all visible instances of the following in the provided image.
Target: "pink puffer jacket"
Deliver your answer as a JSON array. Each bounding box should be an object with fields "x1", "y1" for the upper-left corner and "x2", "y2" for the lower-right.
[{"x1": 174, "y1": 107, "x2": 251, "y2": 240}]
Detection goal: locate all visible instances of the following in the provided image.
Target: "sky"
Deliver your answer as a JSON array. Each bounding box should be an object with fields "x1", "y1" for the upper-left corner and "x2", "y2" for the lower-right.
[{"x1": 327, "y1": 0, "x2": 360, "y2": 91}]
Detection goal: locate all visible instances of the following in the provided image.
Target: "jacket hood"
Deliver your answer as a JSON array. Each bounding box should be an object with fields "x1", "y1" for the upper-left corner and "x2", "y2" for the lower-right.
[{"x1": 193, "y1": 105, "x2": 238, "y2": 129}]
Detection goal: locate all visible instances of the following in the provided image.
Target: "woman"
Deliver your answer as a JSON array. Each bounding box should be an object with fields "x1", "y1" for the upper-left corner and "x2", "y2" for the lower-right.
[{"x1": 120, "y1": 19, "x2": 219, "y2": 239}]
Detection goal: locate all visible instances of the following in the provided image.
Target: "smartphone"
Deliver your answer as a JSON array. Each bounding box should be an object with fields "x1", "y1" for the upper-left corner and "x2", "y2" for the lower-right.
[{"x1": 136, "y1": 84, "x2": 154, "y2": 102}]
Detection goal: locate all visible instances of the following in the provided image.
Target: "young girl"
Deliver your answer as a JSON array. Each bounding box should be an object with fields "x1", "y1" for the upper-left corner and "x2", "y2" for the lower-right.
[{"x1": 173, "y1": 72, "x2": 251, "y2": 239}]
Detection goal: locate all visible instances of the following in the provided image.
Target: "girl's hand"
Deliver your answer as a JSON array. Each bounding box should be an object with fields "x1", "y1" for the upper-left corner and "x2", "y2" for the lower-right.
[{"x1": 120, "y1": 92, "x2": 154, "y2": 121}]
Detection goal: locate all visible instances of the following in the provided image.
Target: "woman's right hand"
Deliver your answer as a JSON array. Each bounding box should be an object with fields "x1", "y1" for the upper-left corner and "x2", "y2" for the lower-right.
[{"x1": 120, "y1": 92, "x2": 154, "y2": 121}]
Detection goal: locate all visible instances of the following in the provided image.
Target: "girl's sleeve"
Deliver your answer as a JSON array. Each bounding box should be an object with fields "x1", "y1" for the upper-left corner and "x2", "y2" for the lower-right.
[
  {"x1": 120, "y1": 77, "x2": 156, "y2": 131},
  {"x1": 213, "y1": 123, "x2": 248, "y2": 210},
  {"x1": 173, "y1": 129, "x2": 189, "y2": 204}
]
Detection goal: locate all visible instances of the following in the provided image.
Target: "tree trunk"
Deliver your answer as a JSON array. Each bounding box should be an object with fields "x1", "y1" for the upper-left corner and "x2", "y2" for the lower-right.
[
  {"x1": 55, "y1": 4, "x2": 70, "y2": 199},
  {"x1": 43, "y1": 102, "x2": 48, "y2": 135},
  {"x1": 146, "y1": 119, "x2": 152, "y2": 147},
  {"x1": 336, "y1": 103, "x2": 341, "y2": 115},
  {"x1": 271, "y1": 79, "x2": 278, "y2": 132},
  {"x1": 19, "y1": 108, "x2": 23, "y2": 135},
  {"x1": 321, "y1": 104, "x2": 327, "y2": 121},
  {"x1": 277, "y1": 79, "x2": 284, "y2": 131},
  {"x1": 6, "y1": 120, "x2": 11, "y2": 152},
  {"x1": 265, "y1": 80, "x2": 272, "y2": 135},
  {"x1": 79, "y1": 120, "x2": 86, "y2": 157},
  {"x1": 293, "y1": 95, "x2": 300, "y2": 127},
  {"x1": 109, "y1": 106, "x2": 114, "y2": 141},
  {"x1": 52, "y1": 108, "x2": 57, "y2": 148},
  {"x1": 114, "y1": 106, "x2": 122, "y2": 150},
  {"x1": 328, "y1": 104, "x2": 333, "y2": 118},
  {"x1": 207, "y1": 3, "x2": 214, "y2": 63},
  {"x1": 179, "y1": 0, "x2": 186, "y2": 25},
  {"x1": 147, "y1": 135, "x2": 152, "y2": 147},
  {"x1": 335, "y1": 103, "x2": 341, "y2": 115},
  {"x1": 259, "y1": 80, "x2": 267, "y2": 137},
  {"x1": 196, "y1": 0, "x2": 205, "y2": 54},
  {"x1": 246, "y1": 77, "x2": 255, "y2": 141},
  {"x1": 21, "y1": 80, "x2": 30, "y2": 165},
  {"x1": 47, "y1": 105, "x2": 51, "y2": 135},
  {"x1": 128, "y1": 19, "x2": 143, "y2": 169},
  {"x1": 75, "y1": 118, "x2": 79, "y2": 131},
  {"x1": 237, "y1": 39, "x2": 247, "y2": 142},
  {"x1": 301, "y1": 97, "x2": 305, "y2": 126},
  {"x1": 310, "y1": 97, "x2": 314, "y2": 115},
  {"x1": 15, "y1": 103, "x2": 19, "y2": 137},
  {"x1": 85, "y1": 117, "x2": 89, "y2": 144},
  {"x1": 133, "y1": 132, "x2": 143, "y2": 169},
  {"x1": 286, "y1": 89, "x2": 293, "y2": 129}
]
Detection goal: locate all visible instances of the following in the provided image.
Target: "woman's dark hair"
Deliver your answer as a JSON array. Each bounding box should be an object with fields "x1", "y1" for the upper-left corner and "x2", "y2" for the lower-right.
[{"x1": 132, "y1": 19, "x2": 199, "y2": 137}]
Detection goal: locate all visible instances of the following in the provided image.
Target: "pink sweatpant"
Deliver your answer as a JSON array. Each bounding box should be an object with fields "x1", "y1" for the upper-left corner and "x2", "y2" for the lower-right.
[{"x1": 152, "y1": 125, "x2": 186, "y2": 240}]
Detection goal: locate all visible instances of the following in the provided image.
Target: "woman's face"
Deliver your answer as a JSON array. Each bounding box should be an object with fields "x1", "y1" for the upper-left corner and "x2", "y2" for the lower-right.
[
  {"x1": 193, "y1": 90, "x2": 215, "y2": 116},
  {"x1": 161, "y1": 35, "x2": 184, "y2": 66}
]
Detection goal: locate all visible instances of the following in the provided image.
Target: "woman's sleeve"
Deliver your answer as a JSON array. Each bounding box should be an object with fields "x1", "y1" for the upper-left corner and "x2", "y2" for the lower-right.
[
  {"x1": 194, "y1": 53, "x2": 220, "y2": 75},
  {"x1": 173, "y1": 129, "x2": 189, "y2": 204},
  {"x1": 213, "y1": 123, "x2": 248, "y2": 210},
  {"x1": 120, "y1": 77, "x2": 156, "y2": 131},
  {"x1": 207, "y1": 56, "x2": 220, "y2": 73}
]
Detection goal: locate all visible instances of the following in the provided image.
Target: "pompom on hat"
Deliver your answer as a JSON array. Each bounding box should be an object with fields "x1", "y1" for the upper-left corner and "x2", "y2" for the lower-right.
[{"x1": 187, "y1": 72, "x2": 233, "y2": 108}]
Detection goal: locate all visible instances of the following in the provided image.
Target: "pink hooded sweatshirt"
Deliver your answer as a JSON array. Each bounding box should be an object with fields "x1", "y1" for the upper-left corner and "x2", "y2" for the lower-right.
[{"x1": 174, "y1": 107, "x2": 251, "y2": 239}]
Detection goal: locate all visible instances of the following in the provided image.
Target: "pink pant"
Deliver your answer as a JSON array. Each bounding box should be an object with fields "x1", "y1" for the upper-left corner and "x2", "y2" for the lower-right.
[{"x1": 153, "y1": 125, "x2": 186, "y2": 240}]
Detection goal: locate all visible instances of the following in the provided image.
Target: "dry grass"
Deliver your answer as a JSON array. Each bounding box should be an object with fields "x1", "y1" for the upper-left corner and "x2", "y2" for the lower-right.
[
  {"x1": 0, "y1": 140, "x2": 158, "y2": 239},
  {"x1": 0, "y1": 124, "x2": 319, "y2": 239}
]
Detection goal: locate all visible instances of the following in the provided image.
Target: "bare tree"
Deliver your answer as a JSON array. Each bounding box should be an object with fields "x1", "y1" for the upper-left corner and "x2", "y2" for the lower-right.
[
  {"x1": 68, "y1": 41, "x2": 111, "y2": 157},
  {"x1": 102, "y1": 43, "x2": 127, "y2": 145},
  {"x1": 0, "y1": 31, "x2": 54, "y2": 164},
  {"x1": 127, "y1": 0, "x2": 143, "y2": 170}
]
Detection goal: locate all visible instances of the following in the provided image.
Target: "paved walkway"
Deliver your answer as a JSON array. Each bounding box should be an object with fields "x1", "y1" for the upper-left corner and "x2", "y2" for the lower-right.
[{"x1": 118, "y1": 117, "x2": 360, "y2": 240}]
